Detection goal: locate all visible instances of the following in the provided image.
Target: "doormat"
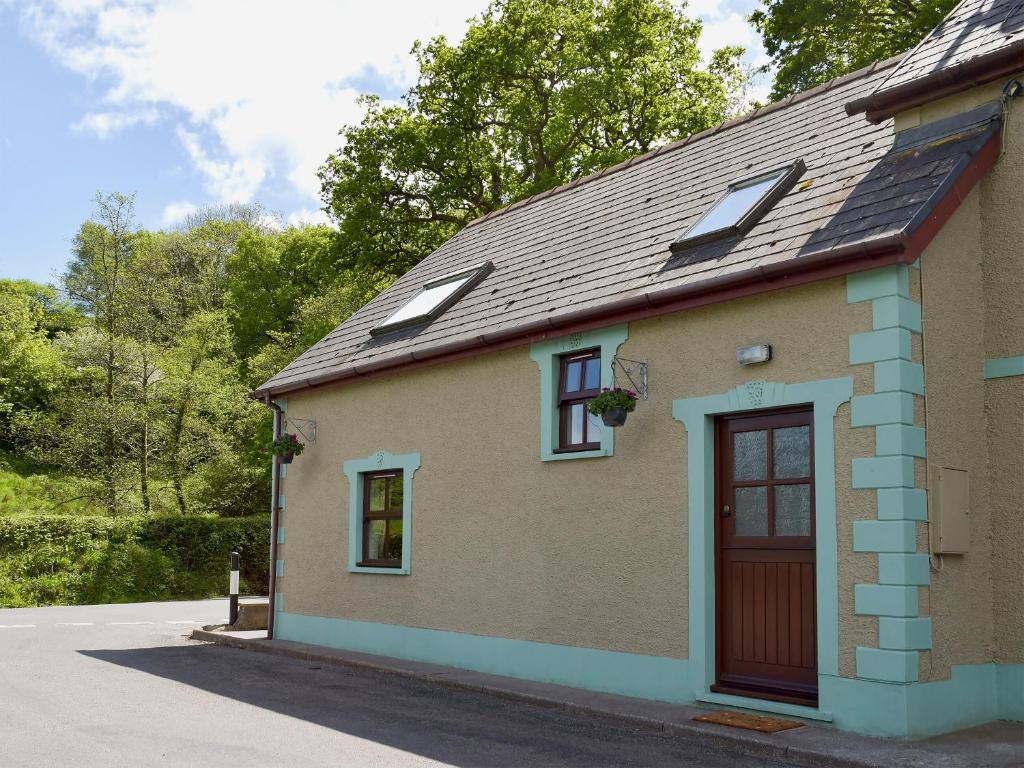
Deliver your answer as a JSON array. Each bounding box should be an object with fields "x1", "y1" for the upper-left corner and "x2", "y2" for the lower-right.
[{"x1": 693, "y1": 710, "x2": 804, "y2": 733}]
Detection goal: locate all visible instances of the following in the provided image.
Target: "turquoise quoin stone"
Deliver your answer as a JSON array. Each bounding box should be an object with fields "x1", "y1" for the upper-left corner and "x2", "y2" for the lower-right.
[
  {"x1": 855, "y1": 584, "x2": 918, "y2": 617},
  {"x1": 872, "y1": 295, "x2": 922, "y2": 332},
  {"x1": 849, "y1": 328, "x2": 913, "y2": 364},
  {"x1": 879, "y1": 617, "x2": 932, "y2": 650},
  {"x1": 983, "y1": 356, "x2": 1024, "y2": 379},
  {"x1": 876, "y1": 488, "x2": 928, "y2": 520},
  {"x1": 851, "y1": 392, "x2": 915, "y2": 426},
  {"x1": 275, "y1": 559, "x2": 284, "y2": 577},
  {"x1": 846, "y1": 264, "x2": 910, "y2": 303},
  {"x1": 875, "y1": 424, "x2": 926, "y2": 457},
  {"x1": 852, "y1": 455, "x2": 915, "y2": 488},
  {"x1": 853, "y1": 520, "x2": 916, "y2": 552},
  {"x1": 878, "y1": 553, "x2": 930, "y2": 585},
  {"x1": 874, "y1": 360, "x2": 924, "y2": 394},
  {"x1": 856, "y1": 647, "x2": 918, "y2": 683}
]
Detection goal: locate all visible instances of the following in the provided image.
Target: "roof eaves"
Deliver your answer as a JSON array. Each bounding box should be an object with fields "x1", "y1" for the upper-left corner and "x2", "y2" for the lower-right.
[{"x1": 845, "y1": 41, "x2": 1024, "y2": 122}]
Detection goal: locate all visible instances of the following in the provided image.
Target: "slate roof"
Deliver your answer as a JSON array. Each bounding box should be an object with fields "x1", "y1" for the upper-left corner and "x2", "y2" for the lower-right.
[
  {"x1": 847, "y1": 0, "x2": 1024, "y2": 121},
  {"x1": 256, "y1": 55, "x2": 1003, "y2": 398}
]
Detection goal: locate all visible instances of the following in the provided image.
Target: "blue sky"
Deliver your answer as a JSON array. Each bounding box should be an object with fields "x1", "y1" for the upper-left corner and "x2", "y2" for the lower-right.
[{"x1": 0, "y1": 1, "x2": 767, "y2": 286}]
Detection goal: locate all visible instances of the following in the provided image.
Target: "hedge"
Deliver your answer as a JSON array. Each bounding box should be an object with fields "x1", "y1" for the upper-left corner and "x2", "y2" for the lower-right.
[{"x1": 0, "y1": 514, "x2": 270, "y2": 607}]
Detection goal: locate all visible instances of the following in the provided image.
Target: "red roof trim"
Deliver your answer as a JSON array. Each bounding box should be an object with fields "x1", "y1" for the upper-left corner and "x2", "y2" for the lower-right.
[{"x1": 846, "y1": 43, "x2": 1024, "y2": 123}]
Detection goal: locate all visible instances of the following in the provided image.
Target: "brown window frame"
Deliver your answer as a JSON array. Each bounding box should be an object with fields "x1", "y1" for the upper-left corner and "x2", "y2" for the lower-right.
[
  {"x1": 358, "y1": 470, "x2": 404, "y2": 568},
  {"x1": 556, "y1": 348, "x2": 602, "y2": 452}
]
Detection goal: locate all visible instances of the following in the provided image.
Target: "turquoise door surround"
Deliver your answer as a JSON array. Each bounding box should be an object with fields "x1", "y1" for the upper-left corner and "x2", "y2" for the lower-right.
[{"x1": 672, "y1": 377, "x2": 854, "y2": 716}]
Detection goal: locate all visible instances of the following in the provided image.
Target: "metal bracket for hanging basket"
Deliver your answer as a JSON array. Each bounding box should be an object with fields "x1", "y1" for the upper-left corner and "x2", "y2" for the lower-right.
[
  {"x1": 611, "y1": 357, "x2": 648, "y2": 400},
  {"x1": 284, "y1": 417, "x2": 316, "y2": 445}
]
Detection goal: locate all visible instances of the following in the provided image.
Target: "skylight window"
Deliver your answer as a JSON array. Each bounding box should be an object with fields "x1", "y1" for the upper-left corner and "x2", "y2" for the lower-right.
[
  {"x1": 370, "y1": 261, "x2": 494, "y2": 336},
  {"x1": 671, "y1": 160, "x2": 805, "y2": 251}
]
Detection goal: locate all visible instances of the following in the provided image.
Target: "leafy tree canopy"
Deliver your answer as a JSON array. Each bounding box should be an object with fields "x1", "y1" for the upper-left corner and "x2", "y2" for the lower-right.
[
  {"x1": 751, "y1": 0, "x2": 957, "y2": 100},
  {"x1": 320, "y1": 0, "x2": 746, "y2": 276}
]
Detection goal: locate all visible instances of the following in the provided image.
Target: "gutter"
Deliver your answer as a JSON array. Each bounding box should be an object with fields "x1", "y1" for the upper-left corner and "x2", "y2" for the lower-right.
[
  {"x1": 254, "y1": 125, "x2": 1003, "y2": 400},
  {"x1": 845, "y1": 43, "x2": 1024, "y2": 123},
  {"x1": 262, "y1": 394, "x2": 284, "y2": 639}
]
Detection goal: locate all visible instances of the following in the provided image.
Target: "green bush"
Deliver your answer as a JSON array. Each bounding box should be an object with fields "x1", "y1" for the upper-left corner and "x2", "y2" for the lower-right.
[{"x1": 0, "y1": 514, "x2": 270, "y2": 607}]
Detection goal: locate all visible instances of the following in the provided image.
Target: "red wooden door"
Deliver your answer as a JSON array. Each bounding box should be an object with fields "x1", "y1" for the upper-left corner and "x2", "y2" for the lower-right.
[{"x1": 714, "y1": 408, "x2": 818, "y2": 705}]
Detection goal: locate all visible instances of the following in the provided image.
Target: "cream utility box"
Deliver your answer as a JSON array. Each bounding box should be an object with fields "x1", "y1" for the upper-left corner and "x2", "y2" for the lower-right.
[{"x1": 930, "y1": 466, "x2": 970, "y2": 554}]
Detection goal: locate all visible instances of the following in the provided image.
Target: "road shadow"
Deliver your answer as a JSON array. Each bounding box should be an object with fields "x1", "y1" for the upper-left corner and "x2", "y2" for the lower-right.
[{"x1": 78, "y1": 644, "x2": 759, "y2": 768}]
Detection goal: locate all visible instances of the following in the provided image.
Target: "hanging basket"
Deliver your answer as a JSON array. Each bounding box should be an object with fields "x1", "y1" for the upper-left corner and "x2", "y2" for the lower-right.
[
  {"x1": 601, "y1": 406, "x2": 628, "y2": 427},
  {"x1": 279, "y1": 451, "x2": 295, "y2": 464}
]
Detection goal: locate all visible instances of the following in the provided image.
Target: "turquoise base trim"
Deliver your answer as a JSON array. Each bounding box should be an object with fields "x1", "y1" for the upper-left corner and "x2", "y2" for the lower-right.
[
  {"x1": 823, "y1": 664, "x2": 1024, "y2": 738},
  {"x1": 983, "y1": 355, "x2": 1024, "y2": 379},
  {"x1": 342, "y1": 450, "x2": 422, "y2": 575},
  {"x1": 275, "y1": 611, "x2": 692, "y2": 703},
  {"x1": 673, "y1": 377, "x2": 853, "y2": 705},
  {"x1": 528, "y1": 325, "x2": 628, "y2": 462}
]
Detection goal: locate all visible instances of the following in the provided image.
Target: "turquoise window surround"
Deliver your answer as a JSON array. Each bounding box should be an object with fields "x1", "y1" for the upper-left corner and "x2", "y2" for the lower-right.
[
  {"x1": 672, "y1": 377, "x2": 853, "y2": 707},
  {"x1": 342, "y1": 450, "x2": 422, "y2": 575},
  {"x1": 528, "y1": 325, "x2": 628, "y2": 462},
  {"x1": 983, "y1": 355, "x2": 1024, "y2": 379}
]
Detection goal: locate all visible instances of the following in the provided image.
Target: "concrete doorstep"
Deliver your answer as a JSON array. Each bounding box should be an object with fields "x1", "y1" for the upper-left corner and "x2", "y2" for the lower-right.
[{"x1": 189, "y1": 629, "x2": 1022, "y2": 768}]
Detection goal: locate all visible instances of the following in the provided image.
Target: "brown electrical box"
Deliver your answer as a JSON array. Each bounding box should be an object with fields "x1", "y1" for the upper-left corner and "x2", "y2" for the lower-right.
[{"x1": 931, "y1": 466, "x2": 970, "y2": 554}]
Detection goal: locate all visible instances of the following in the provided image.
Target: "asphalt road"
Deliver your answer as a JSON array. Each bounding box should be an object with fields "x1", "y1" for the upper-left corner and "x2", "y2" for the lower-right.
[{"x1": 0, "y1": 600, "x2": 797, "y2": 767}]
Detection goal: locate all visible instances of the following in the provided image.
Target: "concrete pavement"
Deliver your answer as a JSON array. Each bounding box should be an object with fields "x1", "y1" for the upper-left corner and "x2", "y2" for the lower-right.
[{"x1": 1, "y1": 599, "x2": 797, "y2": 767}]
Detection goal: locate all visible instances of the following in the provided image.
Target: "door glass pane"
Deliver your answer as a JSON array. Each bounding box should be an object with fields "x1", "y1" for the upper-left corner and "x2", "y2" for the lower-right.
[
  {"x1": 385, "y1": 520, "x2": 403, "y2": 560},
  {"x1": 775, "y1": 484, "x2": 811, "y2": 536},
  {"x1": 369, "y1": 477, "x2": 386, "y2": 511},
  {"x1": 565, "y1": 361, "x2": 582, "y2": 393},
  {"x1": 587, "y1": 410, "x2": 602, "y2": 443},
  {"x1": 367, "y1": 519, "x2": 386, "y2": 559},
  {"x1": 583, "y1": 357, "x2": 601, "y2": 390},
  {"x1": 734, "y1": 486, "x2": 769, "y2": 536},
  {"x1": 774, "y1": 426, "x2": 810, "y2": 479},
  {"x1": 388, "y1": 474, "x2": 403, "y2": 512},
  {"x1": 570, "y1": 403, "x2": 585, "y2": 444},
  {"x1": 733, "y1": 430, "x2": 767, "y2": 481}
]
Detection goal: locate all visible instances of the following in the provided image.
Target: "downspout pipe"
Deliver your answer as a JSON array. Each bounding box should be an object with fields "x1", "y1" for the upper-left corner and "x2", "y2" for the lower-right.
[{"x1": 263, "y1": 394, "x2": 283, "y2": 639}]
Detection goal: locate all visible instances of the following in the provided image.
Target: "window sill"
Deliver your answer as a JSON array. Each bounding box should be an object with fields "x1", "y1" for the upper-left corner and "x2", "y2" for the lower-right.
[
  {"x1": 541, "y1": 445, "x2": 612, "y2": 462},
  {"x1": 349, "y1": 564, "x2": 409, "y2": 575}
]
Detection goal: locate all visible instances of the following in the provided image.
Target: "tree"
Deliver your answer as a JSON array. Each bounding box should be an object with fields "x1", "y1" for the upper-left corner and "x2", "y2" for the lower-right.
[
  {"x1": 320, "y1": 0, "x2": 745, "y2": 276},
  {"x1": 0, "y1": 280, "x2": 65, "y2": 442},
  {"x1": 751, "y1": 0, "x2": 957, "y2": 100}
]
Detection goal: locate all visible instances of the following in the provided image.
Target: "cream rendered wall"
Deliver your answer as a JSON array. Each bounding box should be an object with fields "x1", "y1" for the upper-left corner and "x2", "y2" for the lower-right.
[
  {"x1": 912, "y1": 80, "x2": 1024, "y2": 679},
  {"x1": 277, "y1": 276, "x2": 872, "y2": 665}
]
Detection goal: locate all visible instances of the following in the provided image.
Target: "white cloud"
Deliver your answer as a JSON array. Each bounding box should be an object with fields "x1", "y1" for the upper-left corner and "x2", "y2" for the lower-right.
[
  {"x1": 287, "y1": 208, "x2": 332, "y2": 227},
  {"x1": 15, "y1": 0, "x2": 484, "y2": 208},
  {"x1": 160, "y1": 200, "x2": 198, "y2": 227}
]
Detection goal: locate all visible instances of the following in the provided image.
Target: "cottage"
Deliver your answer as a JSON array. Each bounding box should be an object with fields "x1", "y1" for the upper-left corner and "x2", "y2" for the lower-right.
[{"x1": 254, "y1": 0, "x2": 1023, "y2": 738}]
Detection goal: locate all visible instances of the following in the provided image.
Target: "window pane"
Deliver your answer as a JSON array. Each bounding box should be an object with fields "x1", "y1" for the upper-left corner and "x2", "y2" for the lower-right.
[
  {"x1": 383, "y1": 275, "x2": 472, "y2": 325},
  {"x1": 369, "y1": 477, "x2": 386, "y2": 511},
  {"x1": 565, "y1": 361, "x2": 582, "y2": 393},
  {"x1": 775, "y1": 484, "x2": 811, "y2": 536},
  {"x1": 389, "y1": 474, "x2": 404, "y2": 512},
  {"x1": 733, "y1": 430, "x2": 767, "y2": 481},
  {"x1": 774, "y1": 426, "x2": 810, "y2": 479},
  {"x1": 686, "y1": 171, "x2": 784, "y2": 239},
  {"x1": 583, "y1": 357, "x2": 601, "y2": 390},
  {"x1": 735, "y1": 486, "x2": 769, "y2": 536},
  {"x1": 570, "y1": 403, "x2": 585, "y2": 445},
  {"x1": 587, "y1": 410, "x2": 602, "y2": 444},
  {"x1": 367, "y1": 519, "x2": 386, "y2": 559},
  {"x1": 385, "y1": 520, "x2": 403, "y2": 560}
]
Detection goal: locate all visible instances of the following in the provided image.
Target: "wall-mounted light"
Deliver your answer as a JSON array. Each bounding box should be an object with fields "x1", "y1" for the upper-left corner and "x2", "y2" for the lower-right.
[{"x1": 737, "y1": 343, "x2": 772, "y2": 365}]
